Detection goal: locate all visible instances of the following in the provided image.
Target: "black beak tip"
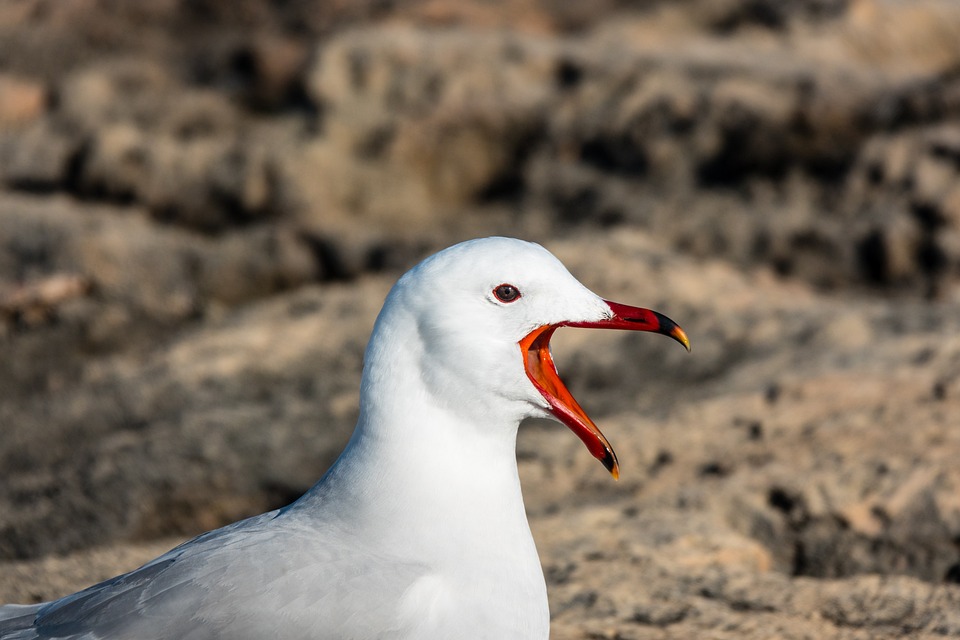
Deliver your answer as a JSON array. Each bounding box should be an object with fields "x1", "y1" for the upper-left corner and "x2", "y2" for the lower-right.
[
  {"x1": 652, "y1": 311, "x2": 691, "y2": 352},
  {"x1": 601, "y1": 447, "x2": 620, "y2": 479}
]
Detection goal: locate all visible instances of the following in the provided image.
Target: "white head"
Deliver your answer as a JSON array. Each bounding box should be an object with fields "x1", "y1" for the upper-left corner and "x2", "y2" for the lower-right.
[{"x1": 361, "y1": 237, "x2": 689, "y2": 478}]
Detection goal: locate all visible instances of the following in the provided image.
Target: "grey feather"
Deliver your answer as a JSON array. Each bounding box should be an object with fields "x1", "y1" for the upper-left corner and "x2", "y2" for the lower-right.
[{"x1": 1, "y1": 510, "x2": 427, "y2": 640}]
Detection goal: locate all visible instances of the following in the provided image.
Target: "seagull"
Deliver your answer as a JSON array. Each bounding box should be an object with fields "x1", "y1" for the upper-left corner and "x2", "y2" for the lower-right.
[{"x1": 0, "y1": 237, "x2": 689, "y2": 640}]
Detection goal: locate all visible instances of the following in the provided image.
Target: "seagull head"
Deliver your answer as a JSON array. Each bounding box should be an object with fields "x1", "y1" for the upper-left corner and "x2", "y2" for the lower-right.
[{"x1": 367, "y1": 237, "x2": 690, "y2": 478}]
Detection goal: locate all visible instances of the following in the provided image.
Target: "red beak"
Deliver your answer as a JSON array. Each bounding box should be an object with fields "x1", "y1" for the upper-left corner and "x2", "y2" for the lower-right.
[{"x1": 519, "y1": 300, "x2": 690, "y2": 479}]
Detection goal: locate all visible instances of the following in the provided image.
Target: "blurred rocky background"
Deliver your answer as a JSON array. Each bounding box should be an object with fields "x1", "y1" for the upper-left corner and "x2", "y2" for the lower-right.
[{"x1": 2, "y1": 0, "x2": 960, "y2": 637}]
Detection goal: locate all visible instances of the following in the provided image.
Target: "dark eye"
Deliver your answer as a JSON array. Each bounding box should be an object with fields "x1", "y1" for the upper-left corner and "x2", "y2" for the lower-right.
[{"x1": 494, "y1": 283, "x2": 521, "y2": 303}]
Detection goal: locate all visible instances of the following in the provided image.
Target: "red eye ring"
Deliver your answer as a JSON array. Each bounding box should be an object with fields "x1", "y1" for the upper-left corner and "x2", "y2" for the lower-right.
[{"x1": 494, "y1": 284, "x2": 521, "y2": 303}]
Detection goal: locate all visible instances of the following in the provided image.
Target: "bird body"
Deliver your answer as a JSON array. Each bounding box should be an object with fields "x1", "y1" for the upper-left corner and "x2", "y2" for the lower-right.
[{"x1": 1, "y1": 237, "x2": 688, "y2": 640}]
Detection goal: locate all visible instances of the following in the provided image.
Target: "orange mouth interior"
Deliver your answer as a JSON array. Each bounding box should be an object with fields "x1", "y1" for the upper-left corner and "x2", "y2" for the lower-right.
[{"x1": 520, "y1": 325, "x2": 620, "y2": 478}]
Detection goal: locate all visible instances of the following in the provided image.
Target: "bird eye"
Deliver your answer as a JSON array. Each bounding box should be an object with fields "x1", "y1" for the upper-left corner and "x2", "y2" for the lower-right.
[{"x1": 494, "y1": 284, "x2": 521, "y2": 303}]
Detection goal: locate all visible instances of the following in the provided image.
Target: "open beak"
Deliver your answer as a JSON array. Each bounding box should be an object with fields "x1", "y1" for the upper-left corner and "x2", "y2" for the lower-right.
[{"x1": 519, "y1": 300, "x2": 690, "y2": 479}]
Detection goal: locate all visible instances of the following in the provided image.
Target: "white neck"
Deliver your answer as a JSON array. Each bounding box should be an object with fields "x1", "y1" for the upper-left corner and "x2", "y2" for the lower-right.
[
  {"x1": 296, "y1": 303, "x2": 539, "y2": 572},
  {"x1": 305, "y1": 395, "x2": 528, "y2": 556}
]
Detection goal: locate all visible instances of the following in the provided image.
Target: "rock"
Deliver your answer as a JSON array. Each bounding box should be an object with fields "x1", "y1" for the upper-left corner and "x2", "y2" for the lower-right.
[
  {"x1": 0, "y1": 121, "x2": 79, "y2": 191},
  {"x1": 0, "y1": 273, "x2": 91, "y2": 328},
  {"x1": 300, "y1": 26, "x2": 556, "y2": 226},
  {"x1": 0, "y1": 195, "x2": 323, "y2": 395},
  {"x1": 227, "y1": 35, "x2": 311, "y2": 111},
  {"x1": 56, "y1": 60, "x2": 176, "y2": 134},
  {"x1": 198, "y1": 226, "x2": 318, "y2": 305},
  {"x1": 79, "y1": 123, "x2": 150, "y2": 202},
  {"x1": 0, "y1": 75, "x2": 46, "y2": 127}
]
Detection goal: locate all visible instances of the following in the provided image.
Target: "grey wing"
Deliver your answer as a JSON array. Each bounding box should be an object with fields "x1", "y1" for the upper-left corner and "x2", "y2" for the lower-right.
[
  {"x1": 0, "y1": 512, "x2": 279, "y2": 640},
  {"x1": 0, "y1": 604, "x2": 44, "y2": 639},
  {"x1": 1, "y1": 511, "x2": 428, "y2": 640},
  {"x1": 0, "y1": 558, "x2": 181, "y2": 640}
]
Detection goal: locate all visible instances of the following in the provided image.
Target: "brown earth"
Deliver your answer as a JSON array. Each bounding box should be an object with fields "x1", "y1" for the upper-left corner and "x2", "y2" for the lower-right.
[{"x1": 2, "y1": 1, "x2": 960, "y2": 638}]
